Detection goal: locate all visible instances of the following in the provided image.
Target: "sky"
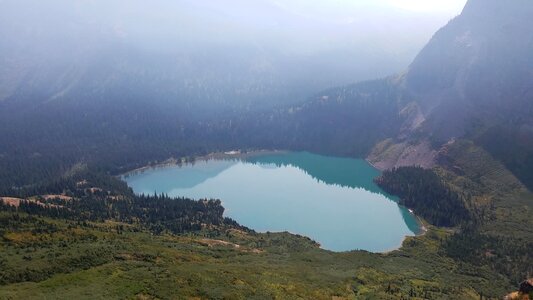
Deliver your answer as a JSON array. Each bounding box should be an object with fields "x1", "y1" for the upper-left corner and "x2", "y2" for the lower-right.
[
  {"x1": 385, "y1": 0, "x2": 467, "y2": 12},
  {"x1": 268, "y1": 0, "x2": 467, "y2": 21},
  {"x1": 274, "y1": 0, "x2": 467, "y2": 12},
  {"x1": 0, "y1": 0, "x2": 468, "y2": 54}
]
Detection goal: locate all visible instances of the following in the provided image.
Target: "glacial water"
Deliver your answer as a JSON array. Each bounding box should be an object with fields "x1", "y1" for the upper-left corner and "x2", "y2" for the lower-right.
[{"x1": 124, "y1": 152, "x2": 420, "y2": 252}]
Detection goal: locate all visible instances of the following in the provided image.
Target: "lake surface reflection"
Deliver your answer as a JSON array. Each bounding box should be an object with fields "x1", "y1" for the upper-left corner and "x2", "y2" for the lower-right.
[{"x1": 124, "y1": 152, "x2": 420, "y2": 252}]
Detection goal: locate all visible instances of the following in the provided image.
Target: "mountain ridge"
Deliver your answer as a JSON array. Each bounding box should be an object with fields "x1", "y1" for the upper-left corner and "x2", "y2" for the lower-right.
[
  {"x1": 261, "y1": 0, "x2": 533, "y2": 190},
  {"x1": 404, "y1": 0, "x2": 533, "y2": 140}
]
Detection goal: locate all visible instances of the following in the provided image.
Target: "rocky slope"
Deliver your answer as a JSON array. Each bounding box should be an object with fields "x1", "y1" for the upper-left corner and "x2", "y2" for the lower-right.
[{"x1": 350, "y1": 0, "x2": 533, "y2": 176}]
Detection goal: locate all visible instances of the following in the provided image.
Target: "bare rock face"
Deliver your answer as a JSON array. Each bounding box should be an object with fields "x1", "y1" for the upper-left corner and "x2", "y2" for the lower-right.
[
  {"x1": 397, "y1": 101, "x2": 426, "y2": 139},
  {"x1": 367, "y1": 139, "x2": 437, "y2": 171},
  {"x1": 367, "y1": 0, "x2": 533, "y2": 171}
]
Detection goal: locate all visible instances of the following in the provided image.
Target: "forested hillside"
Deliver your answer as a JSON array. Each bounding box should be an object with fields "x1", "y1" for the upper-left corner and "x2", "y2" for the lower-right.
[{"x1": 376, "y1": 166, "x2": 470, "y2": 227}]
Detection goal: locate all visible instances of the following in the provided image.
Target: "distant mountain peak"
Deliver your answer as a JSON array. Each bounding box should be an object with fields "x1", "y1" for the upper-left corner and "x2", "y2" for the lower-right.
[
  {"x1": 461, "y1": 0, "x2": 533, "y2": 19},
  {"x1": 403, "y1": 0, "x2": 533, "y2": 140}
]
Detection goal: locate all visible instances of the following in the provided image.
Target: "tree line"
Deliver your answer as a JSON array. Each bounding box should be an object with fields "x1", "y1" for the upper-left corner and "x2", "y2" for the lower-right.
[{"x1": 0, "y1": 171, "x2": 247, "y2": 235}]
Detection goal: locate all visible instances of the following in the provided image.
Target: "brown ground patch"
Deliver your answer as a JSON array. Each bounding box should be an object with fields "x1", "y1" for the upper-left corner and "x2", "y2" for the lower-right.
[
  {"x1": 228, "y1": 228, "x2": 249, "y2": 236},
  {"x1": 505, "y1": 292, "x2": 530, "y2": 300},
  {"x1": 199, "y1": 238, "x2": 240, "y2": 248},
  {"x1": 0, "y1": 197, "x2": 24, "y2": 207},
  {"x1": 41, "y1": 194, "x2": 73, "y2": 201},
  {"x1": 1, "y1": 197, "x2": 64, "y2": 209},
  {"x1": 198, "y1": 238, "x2": 264, "y2": 254}
]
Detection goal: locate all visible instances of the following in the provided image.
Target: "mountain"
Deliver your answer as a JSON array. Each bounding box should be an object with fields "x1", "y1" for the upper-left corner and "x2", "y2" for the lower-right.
[
  {"x1": 2, "y1": 0, "x2": 532, "y2": 191},
  {"x1": 382, "y1": 0, "x2": 533, "y2": 190},
  {"x1": 254, "y1": 0, "x2": 533, "y2": 190},
  {"x1": 383, "y1": 0, "x2": 533, "y2": 186},
  {"x1": 405, "y1": 0, "x2": 533, "y2": 140},
  {"x1": 1, "y1": 0, "x2": 531, "y2": 189},
  {"x1": 0, "y1": 0, "x2": 461, "y2": 188}
]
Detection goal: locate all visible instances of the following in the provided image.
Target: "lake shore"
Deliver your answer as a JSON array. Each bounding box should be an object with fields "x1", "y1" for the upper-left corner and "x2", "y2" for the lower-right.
[
  {"x1": 122, "y1": 150, "x2": 427, "y2": 253},
  {"x1": 121, "y1": 149, "x2": 287, "y2": 177},
  {"x1": 368, "y1": 161, "x2": 428, "y2": 239}
]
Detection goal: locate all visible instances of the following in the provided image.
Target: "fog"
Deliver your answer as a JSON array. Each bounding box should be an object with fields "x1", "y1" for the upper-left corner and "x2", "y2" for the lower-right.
[{"x1": 0, "y1": 0, "x2": 466, "y2": 112}]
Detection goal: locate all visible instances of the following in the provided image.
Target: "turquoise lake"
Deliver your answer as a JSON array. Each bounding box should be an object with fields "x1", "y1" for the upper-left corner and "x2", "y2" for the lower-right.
[{"x1": 123, "y1": 152, "x2": 420, "y2": 252}]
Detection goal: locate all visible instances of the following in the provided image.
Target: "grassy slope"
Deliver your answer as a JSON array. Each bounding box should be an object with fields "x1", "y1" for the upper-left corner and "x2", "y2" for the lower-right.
[
  {"x1": 437, "y1": 140, "x2": 532, "y2": 237},
  {"x1": 0, "y1": 211, "x2": 511, "y2": 300}
]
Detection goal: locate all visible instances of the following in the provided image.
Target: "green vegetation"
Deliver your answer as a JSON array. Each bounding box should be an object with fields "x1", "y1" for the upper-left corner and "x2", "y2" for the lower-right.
[
  {"x1": 1, "y1": 172, "x2": 244, "y2": 236},
  {"x1": 475, "y1": 126, "x2": 533, "y2": 191},
  {"x1": 376, "y1": 166, "x2": 470, "y2": 227},
  {"x1": 0, "y1": 100, "x2": 530, "y2": 299},
  {"x1": 0, "y1": 207, "x2": 512, "y2": 299},
  {"x1": 0, "y1": 162, "x2": 530, "y2": 299},
  {"x1": 435, "y1": 140, "x2": 533, "y2": 286},
  {"x1": 443, "y1": 229, "x2": 533, "y2": 284}
]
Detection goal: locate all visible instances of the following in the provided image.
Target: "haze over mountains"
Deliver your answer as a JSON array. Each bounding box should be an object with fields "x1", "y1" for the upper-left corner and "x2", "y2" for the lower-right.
[
  {"x1": 406, "y1": 0, "x2": 533, "y2": 139},
  {"x1": 243, "y1": 0, "x2": 533, "y2": 190},
  {"x1": 0, "y1": 0, "x2": 464, "y2": 113},
  {"x1": 2, "y1": 0, "x2": 533, "y2": 192},
  {"x1": 0, "y1": 0, "x2": 470, "y2": 187}
]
